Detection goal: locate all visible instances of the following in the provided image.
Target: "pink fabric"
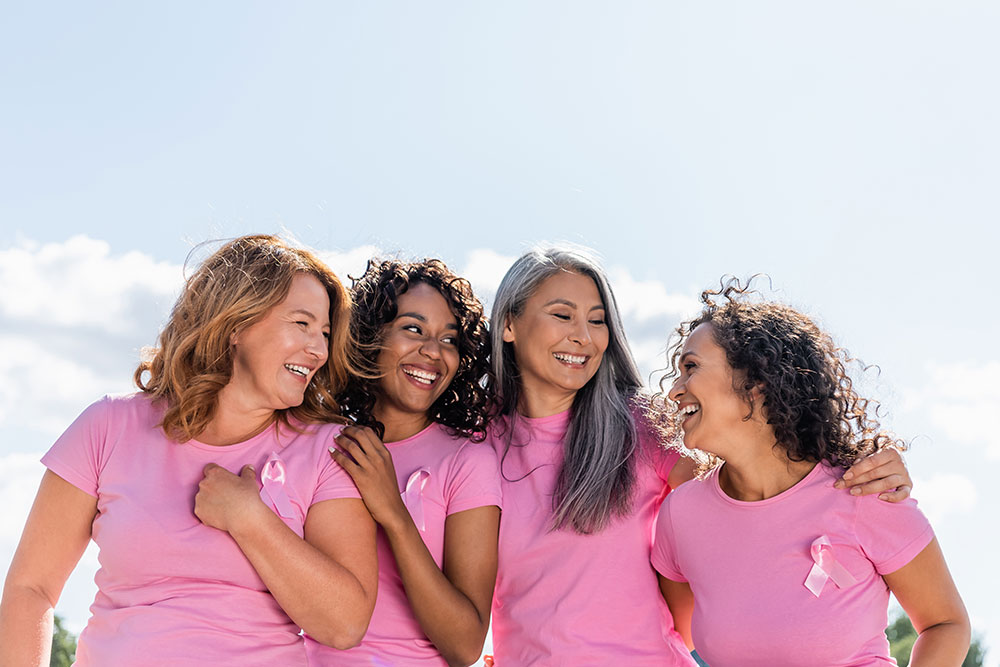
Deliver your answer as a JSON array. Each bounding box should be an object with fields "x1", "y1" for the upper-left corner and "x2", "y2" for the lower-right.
[
  {"x1": 41, "y1": 394, "x2": 360, "y2": 667},
  {"x1": 488, "y1": 410, "x2": 696, "y2": 666},
  {"x1": 651, "y1": 462, "x2": 935, "y2": 667},
  {"x1": 307, "y1": 422, "x2": 502, "y2": 665}
]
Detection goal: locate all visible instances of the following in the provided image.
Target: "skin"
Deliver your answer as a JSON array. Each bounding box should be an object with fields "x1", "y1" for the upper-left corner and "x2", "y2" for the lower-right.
[
  {"x1": 502, "y1": 270, "x2": 610, "y2": 418},
  {"x1": 329, "y1": 281, "x2": 500, "y2": 667},
  {"x1": 0, "y1": 273, "x2": 378, "y2": 666},
  {"x1": 659, "y1": 322, "x2": 969, "y2": 663}
]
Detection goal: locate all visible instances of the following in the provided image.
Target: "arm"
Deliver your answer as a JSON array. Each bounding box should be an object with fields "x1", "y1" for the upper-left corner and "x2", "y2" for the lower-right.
[
  {"x1": 194, "y1": 465, "x2": 377, "y2": 649},
  {"x1": 883, "y1": 538, "x2": 969, "y2": 666},
  {"x1": 657, "y1": 575, "x2": 694, "y2": 650},
  {"x1": 667, "y1": 455, "x2": 697, "y2": 491},
  {"x1": 835, "y1": 448, "x2": 912, "y2": 502},
  {"x1": 332, "y1": 426, "x2": 500, "y2": 667},
  {"x1": 0, "y1": 471, "x2": 97, "y2": 667}
]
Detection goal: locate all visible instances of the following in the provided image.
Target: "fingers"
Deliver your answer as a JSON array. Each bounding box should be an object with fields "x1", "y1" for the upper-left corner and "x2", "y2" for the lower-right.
[
  {"x1": 239, "y1": 464, "x2": 256, "y2": 480},
  {"x1": 878, "y1": 485, "x2": 912, "y2": 503}
]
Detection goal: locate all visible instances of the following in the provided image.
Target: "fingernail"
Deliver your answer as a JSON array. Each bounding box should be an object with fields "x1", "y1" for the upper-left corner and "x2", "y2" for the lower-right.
[
  {"x1": 833, "y1": 480, "x2": 844, "y2": 488},
  {"x1": 879, "y1": 494, "x2": 889, "y2": 501},
  {"x1": 328, "y1": 446, "x2": 336, "y2": 454},
  {"x1": 843, "y1": 471, "x2": 854, "y2": 480},
  {"x1": 850, "y1": 487, "x2": 861, "y2": 495}
]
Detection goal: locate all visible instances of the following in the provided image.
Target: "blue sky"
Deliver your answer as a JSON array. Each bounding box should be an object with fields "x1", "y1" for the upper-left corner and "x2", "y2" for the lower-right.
[{"x1": 2, "y1": 1, "x2": 998, "y2": 661}]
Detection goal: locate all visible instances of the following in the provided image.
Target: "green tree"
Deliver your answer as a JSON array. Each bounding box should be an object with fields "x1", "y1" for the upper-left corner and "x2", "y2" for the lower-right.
[
  {"x1": 50, "y1": 615, "x2": 76, "y2": 667},
  {"x1": 887, "y1": 611, "x2": 986, "y2": 667}
]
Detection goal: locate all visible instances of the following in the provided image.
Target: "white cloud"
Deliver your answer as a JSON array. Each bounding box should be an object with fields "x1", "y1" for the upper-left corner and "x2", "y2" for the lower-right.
[
  {"x1": 912, "y1": 473, "x2": 978, "y2": 526},
  {"x1": 904, "y1": 361, "x2": 1000, "y2": 459},
  {"x1": 607, "y1": 268, "x2": 702, "y2": 324},
  {"x1": 0, "y1": 235, "x2": 181, "y2": 335},
  {"x1": 317, "y1": 244, "x2": 381, "y2": 284},
  {"x1": 459, "y1": 249, "x2": 518, "y2": 309}
]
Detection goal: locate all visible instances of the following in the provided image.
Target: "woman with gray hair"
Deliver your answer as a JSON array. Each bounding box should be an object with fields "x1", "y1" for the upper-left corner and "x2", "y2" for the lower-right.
[{"x1": 484, "y1": 244, "x2": 912, "y2": 665}]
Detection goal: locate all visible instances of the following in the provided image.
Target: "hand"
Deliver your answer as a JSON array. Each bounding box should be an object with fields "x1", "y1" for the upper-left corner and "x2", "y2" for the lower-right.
[
  {"x1": 194, "y1": 463, "x2": 266, "y2": 534},
  {"x1": 834, "y1": 448, "x2": 912, "y2": 502},
  {"x1": 329, "y1": 426, "x2": 409, "y2": 530}
]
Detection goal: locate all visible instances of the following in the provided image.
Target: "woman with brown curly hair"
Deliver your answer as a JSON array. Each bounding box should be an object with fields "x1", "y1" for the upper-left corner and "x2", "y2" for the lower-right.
[
  {"x1": 0, "y1": 235, "x2": 377, "y2": 666},
  {"x1": 306, "y1": 258, "x2": 501, "y2": 667},
  {"x1": 651, "y1": 280, "x2": 969, "y2": 666}
]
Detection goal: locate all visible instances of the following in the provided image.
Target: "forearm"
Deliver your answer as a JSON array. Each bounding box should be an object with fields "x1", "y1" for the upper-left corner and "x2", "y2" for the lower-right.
[
  {"x1": 0, "y1": 584, "x2": 55, "y2": 667},
  {"x1": 228, "y1": 504, "x2": 375, "y2": 649},
  {"x1": 382, "y1": 513, "x2": 490, "y2": 667},
  {"x1": 909, "y1": 620, "x2": 971, "y2": 667}
]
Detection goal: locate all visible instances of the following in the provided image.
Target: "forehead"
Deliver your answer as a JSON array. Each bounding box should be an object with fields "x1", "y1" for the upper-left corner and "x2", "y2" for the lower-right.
[
  {"x1": 683, "y1": 322, "x2": 719, "y2": 354},
  {"x1": 396, "y1": 282, "x2": 457, "y2": 322},
  {"x1": 530, "y1": 270, "x2": 604, "y2": 306},
  {"x1": 280, "y1": 273, "x2": 331, "y2": 318}
]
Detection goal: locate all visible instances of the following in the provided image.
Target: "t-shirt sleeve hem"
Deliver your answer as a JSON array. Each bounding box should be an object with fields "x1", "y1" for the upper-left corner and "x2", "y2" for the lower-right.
[
  {"x1": 311, "y1": 486, "x2": 362, "y2": 505},
  {"x1": 651, "y1": 554, "x2": 687, "y2": 582},
  {"x1": 41, "y1": 454, "x2": 99, "y2": 498},
  {"x1": 447, "y1": 493, "x2": 504, "y2": 515},
  {"x1": 876, "y1": 523, "x2": 935, "y2": 575}
]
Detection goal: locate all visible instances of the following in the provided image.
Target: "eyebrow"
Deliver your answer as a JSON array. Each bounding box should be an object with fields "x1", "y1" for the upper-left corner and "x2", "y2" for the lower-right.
[
  {"x1": 679, "y1": 351, "x2": 700, "y2": 362},
  {"x1": 397, "y1": 312, "x2": 459, "y2": 329},
  {"x1": 290, "y1": 309, "x2": 330, "y2": 327},
  {"x1": 543, "y1": 298, "x2": 606, "y2": 312}
]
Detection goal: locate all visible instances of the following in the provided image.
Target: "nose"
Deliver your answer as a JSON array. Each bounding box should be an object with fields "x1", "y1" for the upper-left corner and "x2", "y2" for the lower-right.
[
  {"x1": 667, "y1": 375, "x2": 685, "y2": 403},
  {"x1": 568, "y1": 319, "x2": 593, "y2": 346},
  {"x1": 419, "y1": 337, "x2": 442, "y2": 360},
  {"x1": 307, "y1": 330, "x2": 329, "y2": 363}
]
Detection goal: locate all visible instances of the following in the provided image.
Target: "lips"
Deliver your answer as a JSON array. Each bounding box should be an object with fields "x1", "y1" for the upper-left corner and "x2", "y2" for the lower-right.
[
  {"x1": 402, "y1": 365, "x2": 440, "y2": 387},
  {"x1": 553, "y1": 352, "x2": 588, "y2": 366},
  {"x1": 677, "y1": 403, "x2": 700, "y2": 428},
  {"x1": 284, "y1": 363, "x2": 312, "y2": 379}
]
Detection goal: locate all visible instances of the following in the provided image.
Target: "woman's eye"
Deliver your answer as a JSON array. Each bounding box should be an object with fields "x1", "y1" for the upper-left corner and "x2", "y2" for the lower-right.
[
  {"x1": 442, "y1": 336, "x2": 458, "y2": 346},
  {"x1": 589, "y1": 318, "x2": 606, "y2": 326},
  {"x1": 683, "y1": 362, "x2": 696, "y2": 372},
  {"x1": 322, "y1": 331, "x2": 331, "y2": 340},
  {"x1": 552, "y1": 313, "x2": 571, "y2": 321},
  {"x1": 402, "y1": 324, "x2": 422, "y2": 334}
]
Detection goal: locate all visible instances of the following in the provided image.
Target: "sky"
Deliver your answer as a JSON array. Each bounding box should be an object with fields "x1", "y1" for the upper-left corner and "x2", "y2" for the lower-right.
[{"x1": 1, "y1": 1, "x2": 998, "y2": 662}]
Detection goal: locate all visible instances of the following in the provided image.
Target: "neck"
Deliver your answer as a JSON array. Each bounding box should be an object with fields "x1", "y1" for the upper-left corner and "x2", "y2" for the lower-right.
[
  {"x1": 516, "y1": 381, "x2": 577, "y2": 419},
  {"x1": 718, "y1": 445, "x2": 817, "y2": 501},
  {"x1": 374, "y1": 404, "x2": 432, "y2": 443},
  {"x1": 199, "y1": 385, "x2": 276, "y2": 446}
]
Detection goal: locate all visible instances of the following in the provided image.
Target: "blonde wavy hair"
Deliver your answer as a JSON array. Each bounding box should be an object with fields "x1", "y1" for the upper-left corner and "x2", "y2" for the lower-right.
[{"x1": 135, "y1": 234, "x2": 354, "y2": 441}]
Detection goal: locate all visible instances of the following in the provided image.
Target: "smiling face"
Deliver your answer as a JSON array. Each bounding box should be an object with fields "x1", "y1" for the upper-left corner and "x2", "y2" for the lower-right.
[
  {"x1": 373, "y1": 281, "x2": 460, "y2": 432},
  {"x1": 228, "y1": 272, "x2": 332, "y2": 413},
  {"x1": 503, "y1": 270, "x2": 610, "y2": 415},
  {"x1": 668, "y1": 322, "x2": 761, "y2": 456}
]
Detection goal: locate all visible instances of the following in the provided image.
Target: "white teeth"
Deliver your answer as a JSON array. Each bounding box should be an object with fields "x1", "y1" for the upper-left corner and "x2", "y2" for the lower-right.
[
  {"x1": 679, "y1": 404, "x2": 700, "y2": 416},
  {"x1": 554, "y1": 353, "x2": 587, "y2": 365},
  {"x1": 404, "y1": 368, "x2": 439, "y2": 385},
  {"x1": 285, "y1": 364, "x2": 309, "y2": 377}
]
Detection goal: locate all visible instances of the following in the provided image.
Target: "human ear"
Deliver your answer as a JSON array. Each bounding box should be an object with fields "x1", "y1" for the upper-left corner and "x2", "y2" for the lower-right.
[{"x1": 502, "y1": 316, "x2": 516, "y2": 344}]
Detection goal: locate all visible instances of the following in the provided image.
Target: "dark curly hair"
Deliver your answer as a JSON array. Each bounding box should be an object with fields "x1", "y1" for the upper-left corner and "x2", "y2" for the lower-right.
[
  {"x1": 338, "y1": 258, "x2": 492, "y2": 442},
  {"x1": 656, "y1": 277, "x2": 904, "y2": 468}
]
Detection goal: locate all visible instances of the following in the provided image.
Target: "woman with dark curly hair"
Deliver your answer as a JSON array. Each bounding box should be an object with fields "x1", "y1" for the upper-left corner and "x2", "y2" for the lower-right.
[
  {"x1": 651, "y1": 280, "x2": 969, "y2": 666},
  {"x1": 307, "y1": 258, "x2": 501, "y2": 667}
]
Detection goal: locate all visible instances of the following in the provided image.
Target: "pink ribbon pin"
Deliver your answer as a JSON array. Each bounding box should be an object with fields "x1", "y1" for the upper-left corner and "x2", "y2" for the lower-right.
[
  {"x1": 804, "y1": 535, "x2": 857, "y2": 597},
  {"x1": 260, "y1": 451, "x2": 297, "y2": 521},
  {"x1": 402, "y1": 469, "x2": 431, "y2": 532}
]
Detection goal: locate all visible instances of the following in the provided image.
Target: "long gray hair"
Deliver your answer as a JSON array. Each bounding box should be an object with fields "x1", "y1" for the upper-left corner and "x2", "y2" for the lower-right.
[{"x1": 491, "y1": 244, "x2": 643, "y2": 534}]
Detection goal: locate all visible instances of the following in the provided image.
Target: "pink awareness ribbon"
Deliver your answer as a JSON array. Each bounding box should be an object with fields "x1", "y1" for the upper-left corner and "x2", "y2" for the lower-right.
[
  {"x1": 402, "y1": 468, "x2": 431, "y2": 532},
  {"x1": 260, "y1": 451, "x2": 297, "y2": 521},
  {"x1": 804, "y1": 535, "x2": 858, "y2": 597}
]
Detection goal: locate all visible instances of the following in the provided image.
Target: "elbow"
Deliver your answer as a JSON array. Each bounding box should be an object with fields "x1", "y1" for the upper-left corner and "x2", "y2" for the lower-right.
[
  {"x1": 311, "y1": 618, "x2": 370, "y2": 651},
  {"x1": 442, "y1": 633, "x2": 489, "y2": 667}
]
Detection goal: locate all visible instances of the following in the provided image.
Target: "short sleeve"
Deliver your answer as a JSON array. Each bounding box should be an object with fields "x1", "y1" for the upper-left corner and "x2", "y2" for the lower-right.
[
  {"x1": 651, "y1": 495, "x2": 687, "y2": 582},
  {"x1": 443, "y1": 440, "x2": 503, "y2": 515},
  {"x1": 311, "y1": 424, "x2": 362, "y2": 505},
  {"x1": 855, "y1": 495, "x2": 935, "y2": 575},
  {"x1": 40, "y1": 397, "x2": 114, "y2": 498}
]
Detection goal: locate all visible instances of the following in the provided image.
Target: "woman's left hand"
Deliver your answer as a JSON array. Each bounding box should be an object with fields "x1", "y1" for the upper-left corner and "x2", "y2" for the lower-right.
[
  {"x1": 835, "y1": 448, "x2": 913, "y2": 502},
  {"x1": 330, "y1": 426, "x2": 409, "y2": 529},
  {"x1": 194, "y1": 463, "x2": 267, "y2": 534}
]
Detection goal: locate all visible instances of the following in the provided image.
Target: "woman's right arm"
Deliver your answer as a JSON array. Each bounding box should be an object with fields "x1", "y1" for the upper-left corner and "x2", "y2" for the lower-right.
[
  {"x1": 657, "y1": 574, "x2": 694, "y2": 650},
  {"x1": 0, "y1": 470, "x2": 97, "y2": 666}
]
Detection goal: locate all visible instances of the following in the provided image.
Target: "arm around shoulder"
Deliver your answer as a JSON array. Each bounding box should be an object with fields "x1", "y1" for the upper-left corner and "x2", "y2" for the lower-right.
[{"x1": 0, "y1": 470, "x2": 97, "y2": 666}]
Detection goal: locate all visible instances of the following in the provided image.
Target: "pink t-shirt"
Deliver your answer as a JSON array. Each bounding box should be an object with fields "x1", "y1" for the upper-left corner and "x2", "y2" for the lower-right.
[
  {"x1": 307, "y1": 422, "x2": 502, "y2": 666},
  {"x1": 488, "y1": 410, "x2": 696, "y2": 666},
  {"x1": 651, "y1": 461, "x2": 935, "y2": 667},
  {"x1": 41, "y1": 394, "x2": 361, "y2": 667}
]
